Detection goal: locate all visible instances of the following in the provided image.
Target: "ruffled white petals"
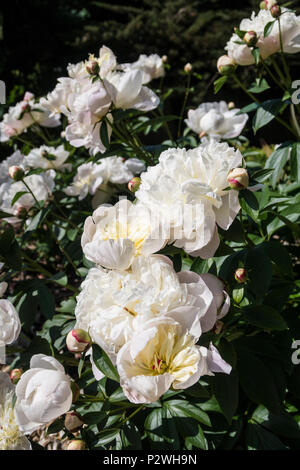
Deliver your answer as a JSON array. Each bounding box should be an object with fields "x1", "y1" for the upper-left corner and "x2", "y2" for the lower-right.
[
  {"x1": 25, "y1": 144, "x2": 70, "y2": 170},
  {"x1": 0, "y1": 299, "x2": 21, "y2": 345}
]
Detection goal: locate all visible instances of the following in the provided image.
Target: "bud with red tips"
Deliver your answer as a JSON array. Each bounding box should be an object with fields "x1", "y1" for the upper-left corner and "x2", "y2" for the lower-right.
[
  {"x1": 9, "y1": 166, "x2": 24, "y2": 182},
  {"x1": 66, "y1": 329, "x2": 92, "y2": 353},
  {"x1": 227, "y1": 168, "x2": 249, "y2": 190},
  {"x1": 234, "y1": 268, "x2": 248, "y2": 284},
  {"x1": 128, "y1": 177, "x2": 141, "y2": 193},
  {"x1": 64, "y1": 411, "x2": 84, "y2": 433},
  {"x1": 244, "y1": 31, "x2": 258, "y2": 47},
  {"x1": 9, "y1": 368, "x2": 23, "y2": 384},
  {"x1": 67, "y1": 439, "x2": 86, "y2": 451},
  {"x1": 270, "y1": 4, "x2": 281, "y2": 18},
  {"x1": 86, "y1": 61, "x2": 100, "y2": 76}
]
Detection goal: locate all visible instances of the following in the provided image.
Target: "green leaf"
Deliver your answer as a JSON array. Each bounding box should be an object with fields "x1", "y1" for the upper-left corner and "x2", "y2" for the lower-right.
[
  {"x1": 212, "y1": 370, "x2": 239, "y2": 424},
  {"x1": 82, "y1": 411, "x2": 106, "y2": 425},
  {"x1": 252, "y1": 405, "x2": 300, "y2": 439},
  {"x1": 251, "y1": 168, "x2": 274, "y2": 182},
  {"x1": 252, "y1": 99, "x2": 284, "y2": 134},
  {"x1": 95, "y1": 429, "x2": 120, "y2": 446},
  {"x1": 264, "y1": 20, "x2": 276, "y2": 37},
  {"x1": 92, "y1": 344, "x2": 120, "y2": 382},
  {"x1": 214, "y1": 75, "x2": 227, "y2": 94},
  {"x1": 50, "y1": 272, "x2": 68, "y2": 286},
  {"x1": 47, "y1": 417, "x2": 65, "y2": 434},
  {"x1": 239, "y1": 189, "x2": 259, "y2": 221},
  {"x1": 37, "y1": 283, "x2": 55, "y2": 319},
  {"x1": 251, "y1": 47, "x2": 260, "y2": 65},
  {"x1": 243, "y1": 305, "x2": 287, "y2": 331},
  {"x1": 290, "y1": 142, "x2": 300, "y2": 182},
  {"x1": 100, "y1": 119, "x2": 110, "y2": 149},
  {"x1": 232, "y1": 286, "x2": 244, "y2": 304},
  {"x1": 164, "y1": 399, "x2": 211, "y2": 427},
  {"x1": 265, "y1": 142, "x2": 292, "y2": 187},
  {"x1": 11, "y1": 191, "x2": 28, "y2": 207},
  {"x1": 132, "y1": 115, "x2": 178, "y2": 134},
  {"x1": 185, "y1": 424, "x2": 207, "y2": 450},
  {"x1": 246, "y1": 423, "x2": 286, "y2": 450},
  {"x1": 25, "y1": 207, "x2": 50, "y2": 232},
  {"x1": 248, "y1": 78, "x2": 270, "y2": 94}
]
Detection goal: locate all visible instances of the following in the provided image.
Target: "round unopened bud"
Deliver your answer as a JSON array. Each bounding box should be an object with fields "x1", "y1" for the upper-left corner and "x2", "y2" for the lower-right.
[
  {"x1": 217, "y1": 55, "x2": 235, "y2": 75},
  {"x1": 71, "y1": 381, "x2": 80, "y2": 403},
  {"x1": 234, "y1": 268, "x2": 248, "y2": 284},
  {"x1": 184, "y1": 63, "x2": 192, "y2": 73},
  {"x1": 67, "y1": 440, "x2": 86, "y2": 451},
  {"x1": 16, "y1": 206, "x2": 27, "y2": 219},
  {"x1": 270, "y1": 4, "x2": 281, "y2": 17},
  {"x1": 162, "y1": 55, "x2": 168, "y2": 63},
  {"x1": 244, "y1": 31, "x2": 258, "y2": 47},
  {"x1": 24, "y1": 91, "x2": 34, "y2": 102},
  {"x1": 64, "y1": 411, "x2": 84, "y2": 433},
  {"x1": 227, "y1": 168, "x2": 249, "y2": 190},
  {"x1": 66, "y1": 329, "x2": 92, "y2": 353},
  {"x1": 260, "y1": 1, "x2": 267, "y2": 9},
  {"x1": 9, "y1": 368, "x2": 23, "y2": 384},
  {"x1": 9, "y1": 166, "x2": 24, "y2": 182},
  {"x1": 128, "y1": 177, "x2": 141, "y2": 193},
  {"x1": 265, "y1": 0, "x2": 277, "y2": 9},
  {"x1": 86, "y1": 61, "x2": 100, "y2": 76},
  {"x1": 228, "y1": 101, "x2": 235, "y2": 110}
]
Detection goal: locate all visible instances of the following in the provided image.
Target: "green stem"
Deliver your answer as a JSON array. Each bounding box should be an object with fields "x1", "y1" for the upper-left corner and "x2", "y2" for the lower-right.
[
  {"x1": 177, "y1": 72, "x2": 191, "y2": 138},
  {"x1": 260, "y1": 57, "x2": 285, "y2": 91},
  {"x1": 22, "y1": 179, "x2": 41, "y2": 209}
]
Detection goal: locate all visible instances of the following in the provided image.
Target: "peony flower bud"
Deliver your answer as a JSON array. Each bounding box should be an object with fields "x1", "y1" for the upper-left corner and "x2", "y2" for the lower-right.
[
  {"x1": 234, "y1": 268, "x2": 248, "y2": 284},
  {"x1": 23, "y1": 92, "x2": 34, "y2": 102},
  {"x1": 265, "y1": 0, "x2": 277, "y2": 9},
  {"x1": 184, "y1": 63, "x2": 192, "y2": 73},
  {"x1": 15, "y1": 206, "x2": 27, "y2": 219},
  {"x1": 9, "y1": 166, "x2": 24, "y2": 182},
  {"x1": 260, "y1": 1, "x2": 267, "y2": 8},
  {"x1": 71, "y1": 381, "x2": 80, "y2": 403},
  {"x1": 9, "y1": 368, "x2": 23, "y2": 384},
  {"x1": 66, "y1": 329, "x2": 92, "y2": 353},
  {"x1": 227, "y1": 101, "x2": 235, "y2": 109},
  {"x1": 67, "y1": 439, "x2": 86, "y2": 451},
  {"x1": 64, "y1": 411, "x2": 84, "y2": 433},
  {"x1": 128, "y1": 176, "x2": 141, "y2": 193},
  {"x1": 162, "y1": 55, "x2": 168, "y2": 63},
  {"x1": 86, "y1": 61, "x2": 100, "y2": 76},
  {"x1": 217, "y1": 55, "x2": 235, "y2": 74},
  {"x1": 270, "y1": 4, "x2": 281, "y2": 18},
  {"x1": 227, "y1": 168, "x2": 249, "y2": 190},
  {"x1": 244, "y1": 31, "x2": 258, "y2": 47}
]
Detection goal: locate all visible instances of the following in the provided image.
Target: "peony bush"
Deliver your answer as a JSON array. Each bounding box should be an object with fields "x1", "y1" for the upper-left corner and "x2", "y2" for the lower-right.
[{"x1": 0, "y1": 1, "x2": 300, "y2": 451}]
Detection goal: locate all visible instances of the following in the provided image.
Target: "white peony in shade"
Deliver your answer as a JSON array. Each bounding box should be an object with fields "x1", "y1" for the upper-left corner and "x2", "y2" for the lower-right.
[
  {"x1": 74, "y1": 255, "x2": 218, "y2": 365},
  {"x1": 0, "y1": 292, "x2": 21, "y2": 346},
  {"x1": 119, "y1": 54, "x2": 165, "y2": 84},
  {"x1": 116, "y1": 317, "x2": 231, "y2": 404},
  {"x1": 185, "y1": 101, "x2": 248, "y2": 140},
  {"x1": 0, "y1": 372, "x2": 31, "y2": 450},
  {"x1": 225, "y1": 8, "x2": 300, "y2": 66},
  {"x1": 14, "y1": 355, "x2": 73, "y2": 434},
  {"x1": 81, "y1": 199, "x2": 167, "y2": 270},
  {"x1": 135, "y1": 142, "x2": 242, "y2": 258}
]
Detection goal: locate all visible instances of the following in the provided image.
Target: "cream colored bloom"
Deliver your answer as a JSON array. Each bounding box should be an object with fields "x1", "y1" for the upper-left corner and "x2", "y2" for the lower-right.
[
  {"x1": 14, "y1": 355, "x2": 72, "y2": 434},
  {"x1": 0, "y1": 372, "x2": 31, "y2": 450},
  {"x1": 74, "y1": 255, "x2": 214, "y2": 363},
  {"x1": 116, "y1": 317, "x2": 231, "y2": 403},
  {"x1": 26, "y1": 145, "x2": 70, "y2": 170},
  {"x1": 185, "y1": 101, "x2": 248, "y2": 140},
  {"x1": 225, "y1": 8, "x2": 300, "y2": 66},
  {"x1": 0, "y1": 282, "x2": 21, "y2": 346},
  {"x1": 135, "y1": 142, "x2": 242, "y2": 257},
  {"x1": 81, "y1": 199, "x2": 167, "y2": 270},
  {"x1": 120, "y1": 54, "x2": 165, "y2": 84}
]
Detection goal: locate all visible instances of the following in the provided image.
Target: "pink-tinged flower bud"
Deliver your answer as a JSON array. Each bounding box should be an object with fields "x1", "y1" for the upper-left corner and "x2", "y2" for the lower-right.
[
  {"x1": 71, "y1": 382, "x2": 80, "y2": 403},
  {"x1": 228, "y1": 101, "x2": 235, "y2": 109},
  {"x1": 234, "y1": 268, "x2": 248, "y2": 284},
  {"x1": 128, "y1": 177, "x2": 141, "y2": 193},
  {"x1": 9, "y1": 368, "x2": 23, "y2": 384},
  {"x1": 66, "y1": 329, "x2": 92, "y2": 353},
  {"x1": 162, "y1": 55, "x2": 168, "y2": 63},
  {"x1": 67, "y1": 440, "x2": 86, "y2": 451},
  {"x1": 217, "y1": 55, "x2": 235, "y2": 74},
  {"x1": 213, "y1": 321, "x2": 224, "y2": 335},
  {"x1": 24, "y1": 91, "x2": 34, "y2": 102},
  {"x1": 64, "y1": 411, "x2": 84, "y2": 433},
  {"x1": 15, "y1": 206, "x2": 27, "y2": 219},
  {"x1": 9, "y1": 166, "x2": 24, "y2": 182},
  {"x1": 86, "y1": 61, "x2": 100, "y2": 76},
  {"x1": 244, "y1": 31, "x2": 258, "y2": 47},
  {"x1": 270, "y1": 4, "x2": 281, "y2": 17},
  {"x1": 265, "y1": 0, "x2": 277, "y2": 9},
  {"x1": 227, "y1": 168, "x2": 249, "y2": 190},
  {"x1": 184, "y1": 63, "x2": 192, "y2": 73}
]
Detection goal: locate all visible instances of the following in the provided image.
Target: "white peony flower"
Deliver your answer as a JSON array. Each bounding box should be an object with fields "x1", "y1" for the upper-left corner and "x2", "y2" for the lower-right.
[
  {"x1": 64, "y1": 162, "x2": 105, "y2": 200},
  {"x1": 81, "y1": 199, "x2": 167, "y2": 270},
  {"x1": 0, "y1": 295, "x2": 21, "y2": 346},
  {"x1": 104, "y1": 69, "x2": 159, "y2": 111},
  {"x1": 135, "y1": 142, "x2": 242, "y2": 257},
  {"x1": 0, "y1": 170, "x2": 56, "y2": 218},
  {"x1": 120, "y1": 54, "x2": 165, "y2": 84},
  {"x1": 0, "y1": 372, "x2": 31, "y2": 450},
  {"x1": 74, "y1": 255, "x2": 215, "y2": 363},
  {"x1": 197, "y1": 273, "x2": 230, "y2": 332},
  {"x1": 225, "y1": 8, "x2": 300, "y2": 66},
  {"x1": 14, "y1": 354, "x2": 72, "y2": 434},
  {"x1": 116, "y1": 317, "x2": 231, "y2": 403},
  {"x1": 25, "y1": 145, "x2": 70, "y2": 170},
  {"x1": 185, "y1": 101, "x2": 248, "y2": 140}
]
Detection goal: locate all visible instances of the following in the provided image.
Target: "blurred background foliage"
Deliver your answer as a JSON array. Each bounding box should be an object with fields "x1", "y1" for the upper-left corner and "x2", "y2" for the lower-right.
[{"x1": 0, "y1": 0, "x2": 299, "y2": 140}]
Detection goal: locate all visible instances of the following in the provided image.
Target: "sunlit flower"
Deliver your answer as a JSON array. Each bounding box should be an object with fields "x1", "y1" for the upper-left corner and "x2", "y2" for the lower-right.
[{"x1": 26, "y1": 145, "x2": 70, "y2": 170}]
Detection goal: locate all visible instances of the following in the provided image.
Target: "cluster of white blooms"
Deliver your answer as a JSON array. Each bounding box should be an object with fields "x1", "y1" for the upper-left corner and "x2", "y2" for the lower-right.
[
  {"x1": 225, "y1": 8, "x2": 300, "y2": 66},
  {"x1": 25, "y1": 144, "x2": 71, "y2": 171},
  {"x1": 40, "y1": 46, "x2": 160, "y2": 155},
  {"x1": 72, "y1": 140, "x2": 243, "y2": 403},
  {"x1": 65, "y1": 156, "x2": 145, "y2": 206},
  {"x1": 0, "y1": 372, "x2": 31, "y2": 450},
  {"x1": 185, "y1": 101, "x2": 248, "y2": 140},
  {"x1": 0, "y1": 92, "x2": 60, "y2": 143}
]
